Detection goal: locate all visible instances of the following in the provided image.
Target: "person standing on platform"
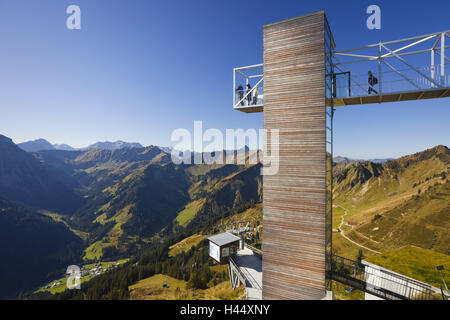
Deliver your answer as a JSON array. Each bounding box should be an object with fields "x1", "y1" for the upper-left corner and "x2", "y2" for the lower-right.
[
  {"x1": 236, "y1": 84, "x2": 244, "y2": 105},
  {"x1": 253, "y1": 85, "x2": 259, "y2": 105},
  {"x1": 368, "y1": 71, "x2": 378, "y2": 94},
  {"x1": 246, "y1": 84, "x2": 252, "y2": 105}
]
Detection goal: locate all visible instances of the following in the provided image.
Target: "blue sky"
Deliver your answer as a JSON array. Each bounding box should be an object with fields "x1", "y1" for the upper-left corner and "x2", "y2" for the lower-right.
[{"x1": 0, "y1": 0, "x2": 448, "y2": 158}]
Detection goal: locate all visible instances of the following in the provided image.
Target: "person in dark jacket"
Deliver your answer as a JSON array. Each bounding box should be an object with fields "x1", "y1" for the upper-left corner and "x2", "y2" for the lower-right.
[
  {"x1": 368, "y1": 71, "x2": 378, "y2": 94},
  {"x1": 246, "y1": 84, "x2": 252, "y2": 105},
  {"x1": 235, "y1": 84, "x2": 244, "y2": 105}
]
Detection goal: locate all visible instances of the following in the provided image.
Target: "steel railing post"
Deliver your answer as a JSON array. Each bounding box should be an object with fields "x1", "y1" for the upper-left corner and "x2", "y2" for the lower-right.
[
  {"x1": 441, "y1": 32, "x2": 445, "y2": 86},
  {"x1": 431, "y1": 48, "x2": 435, "y2": 87},
  {"x1": 379, "y1": 42, "x2": 382, "y2": 102}
]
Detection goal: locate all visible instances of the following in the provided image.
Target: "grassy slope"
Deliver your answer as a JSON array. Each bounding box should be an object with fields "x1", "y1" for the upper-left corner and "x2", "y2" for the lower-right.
[
  {"x1": 83, "y1": 240, "x2": 108, "y2": 261},
  {"x1": 220, "y1": 204, "x2": 262, "y2": 226},
  {"x1": 129, "y1": 274, "x2": 245, "y2": 300},
  {"x1": 356, "y1": 181, "x2": 449, "y2": 253},
  {"x1": 332, "y1": 281, "x2": 365, "y2": 300},
  {"x1": 327, "y1": 147, "x2": 450, "y2": 298},
  {"x1": 332, "y1": 146, "x2": 449, "y2": 259},
  {"x1": 169, "y1": 234, "x2": 208, "y2": 257},
  {"x1": 175, "y1": 199, "x2": 206, "y2": 227},
  {"x1": 39, "y1": 210, "x2": 89, "y2": 241},
  {"x1": 365, "y1": 246, "x2": 450, "y2": 289}
]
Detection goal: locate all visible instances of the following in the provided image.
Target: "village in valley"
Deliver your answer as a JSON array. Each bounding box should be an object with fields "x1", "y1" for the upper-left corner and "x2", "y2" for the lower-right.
[{"x1": 37, "y1": 260, "x2": 128, "y2": 294}]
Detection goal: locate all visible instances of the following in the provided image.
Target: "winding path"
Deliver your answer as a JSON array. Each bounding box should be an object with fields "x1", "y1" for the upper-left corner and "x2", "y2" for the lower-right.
[{"x1": 335, "y1": 205, "x2": 381, "y2": 254}]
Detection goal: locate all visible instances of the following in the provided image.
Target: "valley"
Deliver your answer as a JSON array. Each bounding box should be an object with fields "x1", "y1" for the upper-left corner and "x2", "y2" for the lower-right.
[{"x1": 0, "y1": 133, "x2": 448, "y2": 300}]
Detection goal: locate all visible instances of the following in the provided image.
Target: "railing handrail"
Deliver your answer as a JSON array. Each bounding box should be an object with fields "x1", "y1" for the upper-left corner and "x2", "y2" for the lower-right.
[
  {"x1": 244, "y1": 243, "x2": 262, "y2": 256},
  {"x1": 329, "y1": 62, "x2": 450, "y2": 99},
  {"x1": 234, "y1": 63, "x2": 263, "y2": 72},
  {"x1": 230, "y1": 256, "x2": 262, "y2": 291},
  {"x1": 229, "y1": 257, "x2": 246, "y2": 286},
  {"x1": 330, "y1": 254, "x2": 434, "y2": 300},
  {"x1": 234, "y1": 77, "x2": 264, "y2": 108},
  {"x1": 240, "y1": 266, "x2": 262, "y2": 290},
  {"x1": 333, "y1": 30, "x2": 450, "y2": 55}
]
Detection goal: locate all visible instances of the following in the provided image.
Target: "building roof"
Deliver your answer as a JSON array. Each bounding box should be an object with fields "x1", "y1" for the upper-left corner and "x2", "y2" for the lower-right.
[{"x1": 208, "y1": 232, "x2": 240, "y2": 247}]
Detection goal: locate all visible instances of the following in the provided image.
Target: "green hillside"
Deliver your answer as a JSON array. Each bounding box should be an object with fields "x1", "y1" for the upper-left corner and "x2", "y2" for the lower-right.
[
  {"x1": 365, "y1": 246, "x2": 450, "y2": 289},
  {"x1": 2, "y1": 133, "x2": 448, "y2": 300},
  {"x1": 0, "y1": 198, "x2": 83, "y2": 299},
  {"x1": 332, "y1": 145, "x2": 450, "y2": 259},
  {"x1": 129, "y1": 274, "x2": 244, "y2": 300},
  {"x1": 175, "y1": 199, "x2": 206, "y2": 227}
]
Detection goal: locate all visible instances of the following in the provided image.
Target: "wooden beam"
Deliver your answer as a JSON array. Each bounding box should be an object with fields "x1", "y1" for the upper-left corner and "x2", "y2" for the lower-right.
[
  {"x1": 417, "y1": 91, "x2": 425, "y2": 99},
  {"x1": 439, "y1": 88, "x2": 450, "y2": 97}
]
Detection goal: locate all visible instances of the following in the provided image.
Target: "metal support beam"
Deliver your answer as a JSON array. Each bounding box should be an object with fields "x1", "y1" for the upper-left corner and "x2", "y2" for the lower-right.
[
  {"x1": 432, "y1": 49, "x2": 435, "y2": 87},
  {"x1": 382, "y1": 60, "x2": 421, "y2": 90},
  {"x1": 380, "y1": 34, "x2": 438, "y2": 59},
  {"x1": 233, "y1": 68, "x2": 236, "y2": 108},
  {"x1": 441, "y1": 33, "x2": 445, "y2": 83},
  {"x1": 381, "y1": 43, "x2": 442, "y2": 88},
  {"x1": 378, "y1": 43, "x2": 382, "y2": 101}
]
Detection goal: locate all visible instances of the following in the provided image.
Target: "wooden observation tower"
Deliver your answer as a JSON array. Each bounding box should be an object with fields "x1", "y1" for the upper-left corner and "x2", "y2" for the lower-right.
[{"x1": 230, "y1": 11, "x2": 449, "y2": 300}]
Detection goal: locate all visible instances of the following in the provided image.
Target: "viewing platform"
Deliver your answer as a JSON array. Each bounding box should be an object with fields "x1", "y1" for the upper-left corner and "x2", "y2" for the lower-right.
[
  {"x1": 229, "y1": 246, "x2": 262, "y2": 300},
  {"x1": 209, "y1": 231, "x2": 439, "y2": 300},
  {"x1": 208, "y1": 232, "x2": 262, "y2": 299},
  {"x1": 330, "y1": 30, "x2": 450, "y2": 106},
  {"x1": 329, "y1": 255, "x2": 438, "y2": 300},
  {"x1": 233, "y1": 30, "x2": 450, "y2": 111},
  {"x1": 233, "y1": 64, "x2": 264, "y2": 113}
]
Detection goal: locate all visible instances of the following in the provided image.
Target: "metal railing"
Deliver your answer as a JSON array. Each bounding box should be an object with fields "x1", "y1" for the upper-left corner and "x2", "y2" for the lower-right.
[
  {"x1": 330, "y1": 64, "x2": 450, "y2": 98},
  {"x1": 234, "y1": 86, "x2": 264, "y2": 107},
  {"x1": 331, "y1": 30, "x2": 450, "y2": 100},
  {"x1": 233, "y1": 64, "x2": 264, "y2": 108},
  {"x1": 230, "y1": 256, "x2": 262, "y2": 291},
  {"x1": 328, "y1": 254, "x2": 436, "y2": 300},
  {"x1": 244, "y1": 243, "x2": 262, "y2": 256},
  {"x1": 229, "y1": 256, "x2": 247, "y2": 288}
]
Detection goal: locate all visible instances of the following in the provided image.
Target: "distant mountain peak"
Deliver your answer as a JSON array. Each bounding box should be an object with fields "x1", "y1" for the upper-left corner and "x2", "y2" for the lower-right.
[
  {"x1": 17, "y1": 138, "x2": 55, "y2": 152},
  {"x1": 431, "y1": 145, "x2": 449, "y2": 153},
  {"x1": 333, "y1": 156, "x2": 394, "y2": 164},
  {"x1": 53, "y1": 144, "x2": 75, "y2": 151},
  {"x1": 86, "y1": 140, "x2": 143, "y2": 150},
  {"x1": 0, "y1": 134, "x2": 14, "y2": 145},
  {"x1": 394, "y1": 144, "x2": 450, "y2": 164}
]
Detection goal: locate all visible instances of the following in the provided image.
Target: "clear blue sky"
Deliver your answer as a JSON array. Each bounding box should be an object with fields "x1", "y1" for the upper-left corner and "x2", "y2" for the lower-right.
[{"x1": 0, "y1": 0, "x2": 448, "y2": 158}]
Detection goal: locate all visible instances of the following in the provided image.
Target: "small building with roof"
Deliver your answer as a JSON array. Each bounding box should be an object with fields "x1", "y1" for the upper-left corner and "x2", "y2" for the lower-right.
[{"x1": 208, "y1": 232, "x2": 240, "y2": 264}]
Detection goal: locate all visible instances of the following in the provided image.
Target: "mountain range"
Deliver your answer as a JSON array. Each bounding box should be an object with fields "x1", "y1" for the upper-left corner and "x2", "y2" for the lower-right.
[
  {"x1": 17, "y1": 138, "x2": 144, "y2": 153},
  {"x1": 83, "y1": 141, "x2": 143, "y2": 150},
  {"x1": 333, "y1": 156, "x2": 395, "y2": 164},
  {"x1": 0, "y1": 134, "x2": 262, "y2": 298},
  {"x1": 19, "y1": 138, "x2": 396, "y2": 163},
  {"x1": 0, "y1": 135, "x2": 83, "y2": 214},
  {"x1": 0, "y1": 132, "x2": 448, "y2": 299}
]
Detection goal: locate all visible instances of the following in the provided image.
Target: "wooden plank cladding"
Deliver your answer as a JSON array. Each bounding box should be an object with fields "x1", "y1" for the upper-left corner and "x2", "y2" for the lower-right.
[{"x1": 262, "y1": 11, "x2": 327, "y2": 300}]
